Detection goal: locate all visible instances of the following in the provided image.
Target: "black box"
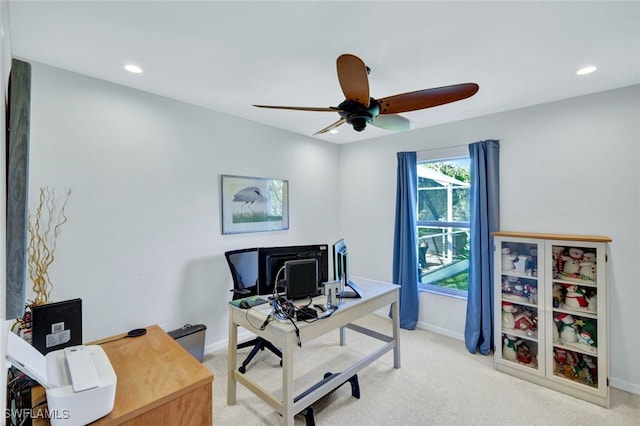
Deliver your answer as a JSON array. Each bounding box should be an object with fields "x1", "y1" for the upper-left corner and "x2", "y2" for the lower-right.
[
  {"x1": 31, "y1": 298, "x2": 82, "y2": 355},
  {"x1": 296, "y1": 307, "x2": 318, "y2": 321}
]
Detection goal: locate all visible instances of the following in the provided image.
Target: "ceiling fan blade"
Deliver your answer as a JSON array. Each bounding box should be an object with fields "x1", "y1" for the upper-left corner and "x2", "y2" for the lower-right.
[
  {"x1": 370, "y1": 114, "x2": 411, "y2": 131},
  {"x1": 314, "y1": 118, "x2": 347, "y2": 135},
  {"x1": 336, "y1": 54, "x2": 370, "y2": 108},
  {"x1": 377, "y1": 83, "x2": 479, "y2": 114},
  {"x1": 253, "y1": 104, "x2": 341, "y2": 112}
]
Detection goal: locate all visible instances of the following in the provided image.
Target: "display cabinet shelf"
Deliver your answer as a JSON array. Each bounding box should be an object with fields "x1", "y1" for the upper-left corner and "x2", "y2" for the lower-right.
[
  {"x1": 553, "y1": 305, "x2": 598, "y2": 319},
  {"x1": 501, "y1": 294, "x2": 538, "y2": 307}
]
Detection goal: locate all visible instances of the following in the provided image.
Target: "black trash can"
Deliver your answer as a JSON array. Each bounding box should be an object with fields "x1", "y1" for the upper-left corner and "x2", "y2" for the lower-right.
[{"x1": 168, "y1": 324, "x2": 207, "y2": 362}]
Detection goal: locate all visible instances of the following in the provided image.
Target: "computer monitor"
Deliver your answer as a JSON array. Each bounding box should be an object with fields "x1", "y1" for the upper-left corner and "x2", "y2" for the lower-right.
[
  {"x1": 332, "y1": 238, "x2": 363, "y2": 298},
  {"x1": 258, "y1": 244, "x2": 329, "y2": 297}
]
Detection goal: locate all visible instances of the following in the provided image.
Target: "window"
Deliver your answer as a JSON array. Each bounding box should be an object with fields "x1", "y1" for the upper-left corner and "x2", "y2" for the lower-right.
[{"x1": 417, "y1": 147, "x2": 470, "y2": 297}]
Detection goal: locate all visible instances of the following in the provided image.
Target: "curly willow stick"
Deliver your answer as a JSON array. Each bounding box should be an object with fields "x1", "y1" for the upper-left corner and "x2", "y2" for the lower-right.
[{"x1": 27, "y1": 187, "x2": 71, "y2": 305}]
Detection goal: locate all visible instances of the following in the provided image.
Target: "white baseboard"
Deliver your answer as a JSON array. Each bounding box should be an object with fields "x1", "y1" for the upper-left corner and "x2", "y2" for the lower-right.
[
  {"x1": 204, "y1": 329, "x2": 254, "y2": 355},
  {"x1": 415, "y1": 320, "x2": 464, "y2": 341},
  {"x1": 610, "y1": 377, "x2": 640, "y2": 396},
  {"x1": 370, "y1": 308, "x2": 465, "y2": 341}
]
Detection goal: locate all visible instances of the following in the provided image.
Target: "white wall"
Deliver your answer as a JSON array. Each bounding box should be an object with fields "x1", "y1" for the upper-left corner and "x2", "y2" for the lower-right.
[
  {"x1": 26, "y1": 62, "x2": 340, "y2": 349},
  {"x1": 339, "y1": 85, "x2": 640, "y2": 394}
]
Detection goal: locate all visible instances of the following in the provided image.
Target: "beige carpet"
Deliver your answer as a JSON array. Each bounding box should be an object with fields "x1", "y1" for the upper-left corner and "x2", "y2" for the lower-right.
[{"x1": 205, "y1": 314, "x2": 639, "y2": 425}]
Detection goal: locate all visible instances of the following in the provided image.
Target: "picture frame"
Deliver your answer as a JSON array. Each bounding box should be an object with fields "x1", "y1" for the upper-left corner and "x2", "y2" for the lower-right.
[{"x1": 221, "y1": 174, "x2": 289, "y2": 234}]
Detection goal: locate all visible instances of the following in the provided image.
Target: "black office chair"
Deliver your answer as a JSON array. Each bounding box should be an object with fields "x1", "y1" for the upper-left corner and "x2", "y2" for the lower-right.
[{"x1": 225, "y1": 248, "x2": 282, "y2": 374}]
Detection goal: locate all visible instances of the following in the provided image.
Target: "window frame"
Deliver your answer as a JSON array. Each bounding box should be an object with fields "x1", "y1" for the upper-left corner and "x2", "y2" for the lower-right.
[{"x1": 417, "y1": 146, "x2": 470, "y2": 299}]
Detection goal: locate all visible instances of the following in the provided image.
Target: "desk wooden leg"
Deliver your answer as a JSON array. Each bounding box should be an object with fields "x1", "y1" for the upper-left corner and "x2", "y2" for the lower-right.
[
  {"x1": 282, "y1": 335, "x2": 295, "y2": 426},
  {"x1": 391, "y1": 299, "x2": 401, "y2": 369},
  {"x1": 227, "y1": 310, "x2": 238, "y2": 405}
]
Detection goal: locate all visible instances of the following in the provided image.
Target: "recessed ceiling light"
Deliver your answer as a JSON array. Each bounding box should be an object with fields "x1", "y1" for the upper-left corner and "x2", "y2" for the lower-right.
[
  {"x1": 124, "y1": 64, "x2": 143, "y2": 74},
  {"x1": 577, "y1": 66, "x2": 597, "y2": 76}
]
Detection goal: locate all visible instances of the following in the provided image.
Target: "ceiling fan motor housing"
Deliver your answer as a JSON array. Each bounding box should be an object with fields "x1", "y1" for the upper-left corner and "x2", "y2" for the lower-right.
[{"x1": 338, "y1": 98, "x2": 381, "y2": 131}]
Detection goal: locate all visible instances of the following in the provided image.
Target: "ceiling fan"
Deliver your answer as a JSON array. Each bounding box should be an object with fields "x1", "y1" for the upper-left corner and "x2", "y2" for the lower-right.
[{"x1": 254, "y1": 54, "x2": 479, "y2": 135}]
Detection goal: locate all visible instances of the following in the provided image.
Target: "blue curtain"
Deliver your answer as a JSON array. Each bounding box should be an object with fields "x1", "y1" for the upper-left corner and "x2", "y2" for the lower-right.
[
  {"x1": 392, "y1": 152, "x2": 419, "y2": 330},
  {"x1": 465, "y1": 140, "x2": 500, "y2": 355}
]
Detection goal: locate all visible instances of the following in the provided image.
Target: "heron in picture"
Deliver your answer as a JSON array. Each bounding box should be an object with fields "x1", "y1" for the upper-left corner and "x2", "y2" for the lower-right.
[{"x1": 233, "y1": 187, "x2": 266, "y2": 214}]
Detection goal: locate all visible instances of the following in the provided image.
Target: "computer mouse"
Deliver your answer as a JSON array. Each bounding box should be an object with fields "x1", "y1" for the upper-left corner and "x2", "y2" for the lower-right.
[
  {"x1": 239, "y1": 300, "x2": 251, "y2": 309},
  {"x1": 127, "y1": 328, "x2": 147, "y2": 337}
]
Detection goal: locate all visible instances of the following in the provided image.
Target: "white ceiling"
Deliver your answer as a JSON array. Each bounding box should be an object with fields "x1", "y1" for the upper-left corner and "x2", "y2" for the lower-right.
[{"x1": 7, "y1": 1, "x2": 640, "y2": 144}]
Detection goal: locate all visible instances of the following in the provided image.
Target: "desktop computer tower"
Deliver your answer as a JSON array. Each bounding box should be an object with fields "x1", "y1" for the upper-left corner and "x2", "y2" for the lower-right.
[{"x1": 285, "y1": 259, "x2": 318, "y2": 300}]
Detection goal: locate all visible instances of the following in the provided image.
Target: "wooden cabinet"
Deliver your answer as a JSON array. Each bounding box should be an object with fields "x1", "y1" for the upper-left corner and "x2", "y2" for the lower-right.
[
  {"x1": 31, "y1": 325, "x2": 213, "y2": 425},
  {"x1": 493, "y1": 232, "x2": 611, "y2": 408},
  {"x1": 91, "y1": 325, "x2": 213, "y2": 425}
]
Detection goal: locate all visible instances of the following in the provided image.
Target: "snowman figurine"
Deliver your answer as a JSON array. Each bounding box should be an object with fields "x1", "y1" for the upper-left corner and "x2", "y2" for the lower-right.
[
  {"x1": 563, "y1": 284, "x2": 588, "y2": 309},
  {"x1": 503, "y1": 335, "x2": 520, "y2": 361},
  {"x1": 578, "y1": 329, "x2": 595, "y2": 348},
  {"x1": 502, "y1": 247, "x2": 517, "y2": 271},
  {"x1": 579, "y1": 262, "x2": 597, "y2": 281},
  {"x1": 568, "y1": 247, "x2": 584, "y2": 261},
  {"x1": 578, "y1": 320, "x2": 597, "y2": 350},
  {"x1": 562, "y1": 258, "x2": 581, "y2": 276},
  {"x1": 557, "y1": 313, "x2": 579, "y2": 344},
  {"x1": 502, "y1": 302, "x2": 516, "y2": 330},
  {"x1": 561, "y1": 247, "x2": 584, "y2": 276}
]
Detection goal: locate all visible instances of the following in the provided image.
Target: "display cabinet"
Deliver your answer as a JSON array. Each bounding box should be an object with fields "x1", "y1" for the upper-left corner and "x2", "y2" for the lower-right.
[{"x1": 493, "y1": 232, "x2": 611, "y2": 408}]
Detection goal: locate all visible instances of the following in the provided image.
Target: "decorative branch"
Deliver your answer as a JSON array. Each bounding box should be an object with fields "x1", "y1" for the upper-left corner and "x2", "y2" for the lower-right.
[{"x1": 26, "y1": 187, "x2": 71, "y2": 305}]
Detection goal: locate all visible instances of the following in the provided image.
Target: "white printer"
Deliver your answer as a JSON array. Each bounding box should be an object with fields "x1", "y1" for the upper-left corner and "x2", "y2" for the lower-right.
[{"x1": 6, "y1": 332, "x2": 117, "y2": 426}]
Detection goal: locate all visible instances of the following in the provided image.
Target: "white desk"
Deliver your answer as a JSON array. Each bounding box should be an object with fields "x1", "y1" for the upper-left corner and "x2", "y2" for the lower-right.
[{"x1": 227, "y1": 277, "x2": 400, "y2": 426}]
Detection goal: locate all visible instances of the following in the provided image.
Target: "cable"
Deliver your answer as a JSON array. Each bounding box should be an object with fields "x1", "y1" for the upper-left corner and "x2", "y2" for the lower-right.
[
  {"x1": 244, "y1": 308, "x2": 273, "y2": 332},
  {"x1": 272, "y1": 265, "x2": 287, "y2": 300},
  {"x1": 271, "y1": 297, "x2": 296, "y2": 321},
  {"x1": 290, "y1": 318, "x2": 301, "y2": 347},
  {"x1": 259, "y1": 287, "x2": 343, "y2": 348},
  {"x1": 268, "y1": 296, "x2": 303, "y2": 346}
]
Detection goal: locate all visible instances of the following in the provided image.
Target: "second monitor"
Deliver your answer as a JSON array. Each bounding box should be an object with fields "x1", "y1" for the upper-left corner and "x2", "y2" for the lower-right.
[
  {"x1": 258, "y1": 244, "x2": 329, "y2": 297},
  {"x1": 333, "y1": 238, "x2": 363, "y2": 298}
]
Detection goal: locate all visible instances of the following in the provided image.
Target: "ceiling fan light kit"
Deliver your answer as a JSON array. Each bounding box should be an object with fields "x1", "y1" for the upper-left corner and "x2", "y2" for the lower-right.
[{"x1": 254, "y1": 53, "x2": 479, "y2": 135}]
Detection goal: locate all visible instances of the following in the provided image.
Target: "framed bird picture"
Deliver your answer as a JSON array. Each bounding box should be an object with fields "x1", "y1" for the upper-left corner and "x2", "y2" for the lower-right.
[{"x1": 220, "y1": 175, "x2": 289, "y2": 234}]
